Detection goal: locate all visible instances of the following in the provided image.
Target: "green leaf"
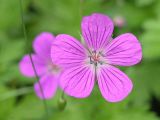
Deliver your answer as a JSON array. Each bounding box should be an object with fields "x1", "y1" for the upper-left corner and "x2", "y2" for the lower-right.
[
  {"x1": 0, "y1": 0, "x2": 30, "y2": 31},
  {"x1": 141, "y1": 19, "x2": 160, "y2": 59},
  {"x1": 127, "y1": 61, "x2": 160, "y2": 106},
  {"x1": 0, "y1": 39, "x2": 25, "y2": 64},
  {"x1": 113, "y1": 110, "x2": 158, "y2": 120},
  {"x1": 134, "y1": 0, "x2": 156, "y2": 7},
  {"x1": 0, "y1": 86, "x2": 15, "y2": 120},
  {"x1": 29, "y1": 0, "x2": 81, "y2": 38},
  {"x1": 8, "y1": 94, "x2": 46, "y2": 120}
]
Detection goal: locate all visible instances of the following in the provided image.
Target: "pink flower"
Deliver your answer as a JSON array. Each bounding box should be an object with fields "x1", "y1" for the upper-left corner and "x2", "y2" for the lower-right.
[
  {"x1": 19, "y1": 32, "x2": 61, "y2": 99},
  {"x1": 51, "y1": 13, "x2": 142, "y2": 102},
  {"x1": 113, "y1": 16, "x2": 126, "y2": 28}
]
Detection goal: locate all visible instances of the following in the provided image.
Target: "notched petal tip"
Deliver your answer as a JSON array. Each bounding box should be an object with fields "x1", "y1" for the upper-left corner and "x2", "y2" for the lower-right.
[
  {"x1": 33, "y1": 32, "x2": 55, "y2": 59},
  {"x1": 106, "y1": 33, "x2": 142, "y2": 66},
  {"x1": 98, "y1": 65, "x2": 133, "y2": 102},
  {"x1": 81, "y1": 13, "x2": 114, "y2": 50},
  {"x1": 33, "y1": 32, "x2": 55, "y2": 47},
  {"x1": 107, "y1": 81, "x2": 133, "y2": 103},
  {"x1": 34, "y1": 75, "x2": 58, "y2": 99},
  {"x1": 19, "y1": 54, "x2": 35, "y2": 77},
  {"x1": 59, "y1": 65, "x2": 95, "y2": 98}
]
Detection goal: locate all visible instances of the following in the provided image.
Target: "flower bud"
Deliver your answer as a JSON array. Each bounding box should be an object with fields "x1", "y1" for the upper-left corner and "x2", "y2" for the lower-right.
[
  {"x1": 58, "y1": 97, "x2": 67, "y2": 111},
  {"x1": 113, "y1": 16, "x2": 126, "y2": 28}
]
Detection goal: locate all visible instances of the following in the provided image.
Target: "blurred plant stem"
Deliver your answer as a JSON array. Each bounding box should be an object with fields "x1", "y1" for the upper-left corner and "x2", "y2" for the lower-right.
[
  {"x1": 80, "y1": 0, "x2": 84, "y2": 20},
  {"x1": 19, "y1": 0, "x2": 49, "y2": 119},
  {"x1": 0, "y1": 87, "x2": 33, "y2": 101}
]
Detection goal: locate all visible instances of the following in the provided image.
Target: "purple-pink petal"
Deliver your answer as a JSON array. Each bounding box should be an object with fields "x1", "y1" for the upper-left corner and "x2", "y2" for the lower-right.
[
  {"x1": 34, "y1": 74, "x2": 58, "y2": 99},
  {"x1": 97, "y1": 65, "x2": 133, "y2": 102},
  {"x1": 19, "y1": 54, "x2": 46, "y2": 77},
  {"x1": 51, "y1": 34, "x2": 87, "y2": 69},
  {"x1": 59, "y1": 65, "x2": 95, "y2": 98},
  {"x1": 81, "y1": 13, "x2": 114, "y2": 50},
  {"x1": 105, "y1": 33, "x2": 142, "y2": 66},
  {"x1": 33, "y1": 32, "x2": 55, "y2": 60}
]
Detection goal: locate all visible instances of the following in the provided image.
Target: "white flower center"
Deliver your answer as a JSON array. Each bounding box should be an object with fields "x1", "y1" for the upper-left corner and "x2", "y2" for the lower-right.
[
  {"x1": 47, "y1": 63, "x2": 60, "y2": 75},
  {"x1": 88, "y1": 50, "x2": 105, "y2": 66}
]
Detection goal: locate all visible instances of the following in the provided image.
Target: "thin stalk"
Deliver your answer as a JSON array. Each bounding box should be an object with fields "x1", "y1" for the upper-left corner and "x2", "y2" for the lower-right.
[
  {"x1": 80, "y1": 0, "x2": 84, "y2": 20},
  {"x1": 19, "y1": 0, "x2": 49, "y2": 119}
]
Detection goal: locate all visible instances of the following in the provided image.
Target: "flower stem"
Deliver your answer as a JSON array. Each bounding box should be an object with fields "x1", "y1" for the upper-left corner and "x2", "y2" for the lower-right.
[
  {"x1": 19, "y1": 0, "x2": 49, "y2": 119},
  {"x1": 80, "y1": 0, "x2": 84, "y2": 20}
]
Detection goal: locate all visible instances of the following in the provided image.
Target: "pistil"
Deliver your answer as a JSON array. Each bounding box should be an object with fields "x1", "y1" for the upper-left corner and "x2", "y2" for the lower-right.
[{"x1": 89, "y1": 50, "x2": 104, "y2": 66}]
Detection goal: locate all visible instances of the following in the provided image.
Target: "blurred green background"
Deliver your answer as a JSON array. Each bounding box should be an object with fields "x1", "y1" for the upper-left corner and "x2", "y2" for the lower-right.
[{"x1": 0, "y1": 0, "x2": 160, "y2": 120}]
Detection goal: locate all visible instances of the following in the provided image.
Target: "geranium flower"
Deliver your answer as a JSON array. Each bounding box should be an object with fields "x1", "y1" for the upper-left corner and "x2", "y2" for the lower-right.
[
  {"x1": 19, "y1": 32, "x2": 61, "y2": 99},
  {"x1": 51, "y1": 13, "x2": 142, "y2": 102}
]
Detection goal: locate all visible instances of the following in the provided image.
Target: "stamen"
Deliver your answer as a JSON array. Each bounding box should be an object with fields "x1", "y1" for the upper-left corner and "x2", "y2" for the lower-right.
[
  {"x1": 99, "y1": 61, "x2": 103, "y2": 65},
  {"x1": 89, "y1": 50, "x2": 104, "y2": 66},
  {"x1": 95, "y1": 62, "x2": 97, "y2": 66},
  {"x1": 89, "y1": 56, "x2": 93, "y2": 64}
]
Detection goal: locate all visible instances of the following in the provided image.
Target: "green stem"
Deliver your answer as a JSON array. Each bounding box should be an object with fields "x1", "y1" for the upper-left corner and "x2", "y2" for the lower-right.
[
  {"x1": 80, "y1": 0, "x2": 84, "y2": 20},
  {"x1": 19, "y1": 0, "x2": 49, "y2": 119}
]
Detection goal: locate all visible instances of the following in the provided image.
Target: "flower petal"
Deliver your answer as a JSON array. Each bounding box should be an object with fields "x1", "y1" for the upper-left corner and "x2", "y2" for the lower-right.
[
  {"x1": 34, "y1": 74, "x2": 58, "y2": 99},
  {"x1": 59, "y1": 65, "x2": 95, "y2": 98},
  {"x1": 51, "y1": 34, "x2": 87, "y2": 69},
  {"x1": 33, "y1": 32, "x2": 55, "y2": 60},
  {"x1": 81, "y1": 13, "x2": 114, "y2": 50},
  {"x1": 19, "y1": 54, "x2": 46, "y2": 77},
  {"x1": 105, "y1": 33, "x2": 142, "y2": 66},
  {"x1": 97, "y1": 65, "x2": 133, "y2": 102}
]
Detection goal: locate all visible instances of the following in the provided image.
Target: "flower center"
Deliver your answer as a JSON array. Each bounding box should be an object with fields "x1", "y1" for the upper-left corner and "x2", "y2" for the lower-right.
[
  {"x1": 47, "y1": 63, "x2": 61, "y2": 75},
  {"x1": 89, "y1": 50, "x2": 104, "y2": 66}
]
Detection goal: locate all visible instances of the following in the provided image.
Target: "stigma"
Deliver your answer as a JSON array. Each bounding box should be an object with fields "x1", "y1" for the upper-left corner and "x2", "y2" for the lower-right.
[
  {"x1": 89, "y1": 50, "x2": 104, "y2": 66},
  {"x1": 47, "y1": 62, "x2": 61, "y2": 75}
]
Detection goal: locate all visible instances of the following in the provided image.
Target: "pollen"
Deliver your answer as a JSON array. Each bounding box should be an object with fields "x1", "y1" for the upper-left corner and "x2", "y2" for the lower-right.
[{"x1": 89, "y1": 50, "x2": 104, "y2": 66}]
